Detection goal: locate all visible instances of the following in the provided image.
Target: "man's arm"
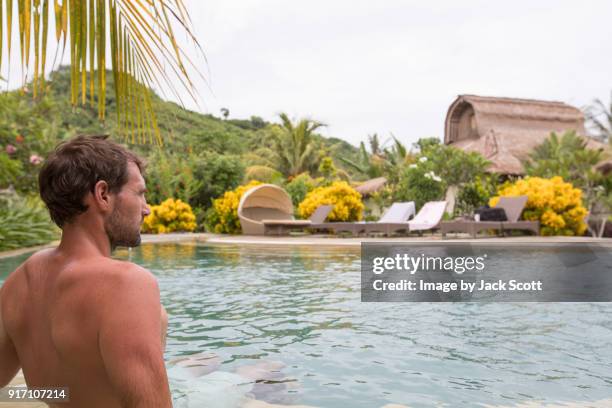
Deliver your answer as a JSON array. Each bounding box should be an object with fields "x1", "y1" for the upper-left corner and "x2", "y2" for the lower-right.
[
  {"x1": 0, "y1": 288, "x2": 21, "y2": 387},
  {"x1": 98, "y1": 265, "x2": 172, "y2": 408}
]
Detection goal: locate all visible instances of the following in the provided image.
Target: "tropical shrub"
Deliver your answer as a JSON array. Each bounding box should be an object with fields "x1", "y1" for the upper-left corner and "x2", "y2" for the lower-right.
[
  {"x1": 455, "y1": 175, "x2": 498, "y2": 216},
  {"x1": 190, "y1": 152, "x2": 245, "y2": 208},
  {"x1": 523, "y1": 131, "x2": 606, "y2": 213},
  {"x1": 204, "y1": 180, "x2": 262, "y2": 234},
  {"x1": 298, "y1": 181, "x2": 364, "y2": 222},
  {"x1": 144, "y1": 151, "x2": 202, "y2": 206},
  {"x1": 394, "y1": 163, "x2": 446, "y2": 211},
  {"x1": 0, "y1": 153, "x2": 22, "y2": 188},
  {"x1": 417, "y1": 140, "x2": 491, "y2": 186},
  {"x1": 490, "y1": 176, "x2": 587, "y2": 236},
  {"x1": 0, "y1": 193, "x2": 59, "y2": 251},
  {"x1": 244, "y1": 165, "x2": 283, "y2": 184},
  {"x1": 142, "y1": 198, "x2": 197, "y2": 234},
  {"x1": 285, "y1": 173, "x2": 321, "y2": 207},
  {"x1": 318, "y1": 156, "x2": 337, "y2": 181},
  {"x1": 365, "y1": 185, "x2": 394, "y2": 221},
  {"x1": 144, "y1": 150, "x2": 245, "y2": 211}
]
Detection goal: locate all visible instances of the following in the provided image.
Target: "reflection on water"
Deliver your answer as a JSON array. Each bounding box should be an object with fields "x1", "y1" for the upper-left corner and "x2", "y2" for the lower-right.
[{"x1": 2, "y1": 243, "x2": 612, "y2": 408}]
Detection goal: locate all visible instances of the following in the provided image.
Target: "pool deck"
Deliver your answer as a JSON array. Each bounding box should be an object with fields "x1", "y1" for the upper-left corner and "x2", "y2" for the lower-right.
[{"x1": 2, "y1": 233, "x2": 612, "y2": 259}]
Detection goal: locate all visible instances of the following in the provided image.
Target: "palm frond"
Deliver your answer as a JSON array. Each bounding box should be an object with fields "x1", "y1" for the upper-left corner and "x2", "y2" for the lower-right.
[{"x1": 0, "y1": 0, "x2": 202, "y2": 144}]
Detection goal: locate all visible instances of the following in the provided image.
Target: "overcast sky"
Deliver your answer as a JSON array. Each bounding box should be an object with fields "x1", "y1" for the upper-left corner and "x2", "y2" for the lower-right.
[
  {"x1": 179, "y1": 0, "x2": 611, "y2": 148},
  {"x1": 3, "y1": 1, "x2": 611, "y2": 149}
]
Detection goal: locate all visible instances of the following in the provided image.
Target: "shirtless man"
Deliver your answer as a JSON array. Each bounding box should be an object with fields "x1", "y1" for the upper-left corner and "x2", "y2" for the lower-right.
[{"x1": 0, "y1": 135, "x2": 172, "y2": 407}]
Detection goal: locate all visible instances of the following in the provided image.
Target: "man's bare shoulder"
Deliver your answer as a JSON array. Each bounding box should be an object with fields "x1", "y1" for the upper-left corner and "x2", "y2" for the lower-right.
[
  {"x1": 73, "y1": 257, "x2": 157, "y2": 291},
  {"x1": 89, "y1": 258, "x2": 159, "y2": 299}
]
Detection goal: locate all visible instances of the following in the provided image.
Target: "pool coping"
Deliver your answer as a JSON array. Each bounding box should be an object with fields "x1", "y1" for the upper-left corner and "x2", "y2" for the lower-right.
[{"x1": 2, "y1": 233, "x2": 611, "y2": 259}]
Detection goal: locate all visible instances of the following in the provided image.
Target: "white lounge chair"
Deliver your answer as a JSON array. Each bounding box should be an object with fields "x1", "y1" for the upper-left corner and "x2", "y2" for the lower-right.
[
  {"x1": 364, "y1": 201, "x2": 447, "y2": 235},
  {"x1": 311, "y1": 202, "x2": 416, "y2": 235}
]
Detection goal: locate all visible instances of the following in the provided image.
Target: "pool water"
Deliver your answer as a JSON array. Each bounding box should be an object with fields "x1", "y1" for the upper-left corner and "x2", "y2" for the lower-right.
[{"x1": 2, "y1": 242, "x2": 612, "y2": 407}]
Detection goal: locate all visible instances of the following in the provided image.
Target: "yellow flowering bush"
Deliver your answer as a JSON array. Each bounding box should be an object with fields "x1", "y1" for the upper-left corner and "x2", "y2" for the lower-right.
[
  {"x1": 298, "y1": 181, "x2": 364, "y2": 221},
  {"x1": 489, "y1": 176, "x2": 587, "y2": 236},
  {"x1": 205, "y1": 180, "x2": 262, "y2": 234},
  {"x1": 142, "y1": 198, "x2": 197, "y2": 234}
]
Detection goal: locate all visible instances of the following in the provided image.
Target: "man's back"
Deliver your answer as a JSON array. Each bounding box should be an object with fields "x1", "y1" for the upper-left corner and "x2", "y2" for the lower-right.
[{"x1": 1, "y1": 248, "x2": 170, "y2": 408}]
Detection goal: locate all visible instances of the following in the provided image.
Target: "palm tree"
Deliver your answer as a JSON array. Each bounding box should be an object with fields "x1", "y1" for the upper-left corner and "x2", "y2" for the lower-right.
[
  {"x1": 368, "y1": 133, "x2": 381, "y2": 155},
  {"x1": 338, "y1": 133, "x2": 410, "y2": 180},
  {"x1": 338, "y1": 138, "x2": 383, "y2": 179},
  {"x1": 585, "y1": 91, "x2": 612, "y2": 142},
  {"x1": 0, "y1": 0, "x2": 201, "y2": 144},
  {"x1": 271, "y1": 113, "x2": 326, "y2": 178},
  {"x1": 524, "y1": 131, "x2": 605, "y2": 230}
]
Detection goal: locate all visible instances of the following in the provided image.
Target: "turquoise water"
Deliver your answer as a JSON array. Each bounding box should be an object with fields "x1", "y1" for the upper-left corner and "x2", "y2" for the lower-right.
[{"x1": 2, "y1": 242, "x2": 612, "y2": 407}]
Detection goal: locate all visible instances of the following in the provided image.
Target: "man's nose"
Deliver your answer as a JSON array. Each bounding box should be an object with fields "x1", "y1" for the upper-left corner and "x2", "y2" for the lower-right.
[{"x1": 143, "y1": 204, "x2": 151, "y2": 216}]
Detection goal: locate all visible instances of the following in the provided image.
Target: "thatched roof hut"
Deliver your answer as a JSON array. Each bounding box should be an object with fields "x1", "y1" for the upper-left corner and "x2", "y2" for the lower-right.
[
  {"x1": 354, "y1": 177, "x2": 387, "y2": 196},
  {"x1": 444, "y1": 95, "x2": 605, "y2": 175}
]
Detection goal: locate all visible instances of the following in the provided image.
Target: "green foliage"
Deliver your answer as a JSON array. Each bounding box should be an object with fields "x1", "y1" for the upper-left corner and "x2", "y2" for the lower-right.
[
  {"x1": 244, "y1": 165, "x2": 283, "y2": 184},
  {"x1": 145, "y1": 150, "x2": 244, "y2": 211},
  {"x1": 413, "y1": 137, "x2": 441, "y2": 152},
  {"x1": 524, "y1": 131, "x2": 602, "y2": 185},
  {"x1": 417, "y1": 140, "x2": 491, "y2": 186},
  {"x1": 338, "y1": 139, "x2": 384, "y2": 179},
  {"x1": 585, "y1": 91, "x2": 612, "y2": 142},
  {"x1": 227, "y1": 116, "x2": 267, "y2": 131},
  {"x1": 0, "y1": 153, "x2": 22, "y2": 188},
  {"x1": 379, "y1": 135, "x2": 412, "y2": 184},
  {"x1": 455, "y1": 175, "x2": 498, "y2": 216},
  {"x1": 523, "y1": 131, "x2": 605, "y2": 212},
  {"x1": 339, "y1": 133, "x2": 412, "y2": 183},
  {"x1": 0, "y1": 193, "x2": 59, "y2": 251},
  {"x1": 190, "y1": 153, "x2": 245, "y2": 208},
  {"x1": 365, "y1": 185, "x2": 394, "y2": 221},
  {"x1": 285, "y1": 173, "x2": 321, "y2": 207},
  {"x1": 395, "y1": 164, "x2": 446, "y2": 211},
  {"x1": 144, "y1": 150, "x2": 202, "y2": 205},
  {"x1": 269, "y1": 113, "x2": 326, "y2": 178},
  {"x1": 318, "y1": 156, "x2": 338, "y2": 181},
  {"x1": 394, "y1": 139, "x2": 491, "y2": 212},
  {"x1": 0, "y1": 92, "x2": 64, "y2": 192}
]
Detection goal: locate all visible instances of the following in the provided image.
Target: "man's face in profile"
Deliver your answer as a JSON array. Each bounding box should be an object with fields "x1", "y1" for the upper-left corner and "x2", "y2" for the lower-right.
[{"x1": 105, "y1": 161, "x2": 150, "y2": 249}]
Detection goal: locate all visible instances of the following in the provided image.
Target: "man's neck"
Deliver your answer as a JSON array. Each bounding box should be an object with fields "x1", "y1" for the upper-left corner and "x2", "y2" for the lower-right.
[{"x1": 57, "y1": 220, "x2": 112, "y2": 258}]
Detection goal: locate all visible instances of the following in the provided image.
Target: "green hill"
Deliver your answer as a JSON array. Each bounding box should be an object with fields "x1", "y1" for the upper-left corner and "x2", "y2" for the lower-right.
[{"x1": 3, "y1": 67, "x2": 361, "y2": 170}]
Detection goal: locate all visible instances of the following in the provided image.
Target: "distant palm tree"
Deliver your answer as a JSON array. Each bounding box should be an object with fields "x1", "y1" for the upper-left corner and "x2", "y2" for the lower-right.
[
  {"x1": 0, "y1": 0, "x2": 201, "y2": 144},
  {"x1": 339, "y1": 133, "x2": 410, "y2": 181},
  {"x1": 585, "y1": 92, "x2": 612, "y2": 142},
  {"x1": 338, "y1": 140, "x2": 383, "y2": 179},
  {"x1": 220, "y1": 107, "x2": 230, "y2": 120},
  {"x1": 272, "y1": 113, "x2": 326, "y2": 178},
  {"x1": 368, "y1": 133, "x2": 381, "y2": 155}
]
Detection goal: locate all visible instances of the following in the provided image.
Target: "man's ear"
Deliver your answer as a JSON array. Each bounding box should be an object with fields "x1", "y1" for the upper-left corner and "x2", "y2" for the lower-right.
[{"x1": 92, "y1": 180, "x2": 113, "y2": 212}]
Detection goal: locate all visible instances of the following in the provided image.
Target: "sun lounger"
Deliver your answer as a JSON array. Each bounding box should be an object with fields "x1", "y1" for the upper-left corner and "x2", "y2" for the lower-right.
[
  {"x1": 262, "y1": 205, "x2": 333, "y2": 236},
  {"x1": 364, "y1": 201, "x2": 447, "y2": 236},
  {"x1": 440, "y1": 195, "x2": 539, "y2": 238},
  {"x1": 311, "y1": 202, "x2": 416, "y2": 236},
  {"x1": 497, "y1": 196, "x2": 540, "y2": 235}
]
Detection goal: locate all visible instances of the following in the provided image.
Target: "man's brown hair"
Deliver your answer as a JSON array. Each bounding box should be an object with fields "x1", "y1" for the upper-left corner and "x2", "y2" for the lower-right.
[{"x1": 39, "y1": 135, "x2": 145, "y2": 228}]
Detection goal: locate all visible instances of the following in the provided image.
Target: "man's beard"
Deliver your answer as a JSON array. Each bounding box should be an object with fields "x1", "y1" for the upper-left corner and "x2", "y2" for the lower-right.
[{"x1": 105, "y1": 205, "x2": 142, "y2": 250}]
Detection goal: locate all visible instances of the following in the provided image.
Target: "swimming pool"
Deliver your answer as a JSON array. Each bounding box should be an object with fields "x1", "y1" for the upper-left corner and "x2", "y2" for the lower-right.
[{"x1": 1, "y1": 242, "x2": 611, "y2": 407}]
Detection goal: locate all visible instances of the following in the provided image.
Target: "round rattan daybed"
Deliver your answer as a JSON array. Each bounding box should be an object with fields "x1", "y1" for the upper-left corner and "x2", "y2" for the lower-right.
[{"x1": 237, "y1": 184, "x2": 296, "y2": 235}]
